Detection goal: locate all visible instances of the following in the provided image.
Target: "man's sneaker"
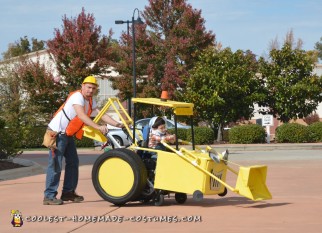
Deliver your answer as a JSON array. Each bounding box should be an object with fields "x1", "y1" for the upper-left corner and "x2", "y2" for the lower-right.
[
  {"x1": 61, "y1": 191, "x2": 84, "y2": 202},
  {"x1": 43, "y1": 197, "x2": 63, "y2": 205}
]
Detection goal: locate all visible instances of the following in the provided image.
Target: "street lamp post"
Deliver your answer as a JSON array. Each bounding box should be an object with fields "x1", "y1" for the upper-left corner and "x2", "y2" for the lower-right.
[{"x1": 115, "y1": 8, "x2": 144, "y2": 117}]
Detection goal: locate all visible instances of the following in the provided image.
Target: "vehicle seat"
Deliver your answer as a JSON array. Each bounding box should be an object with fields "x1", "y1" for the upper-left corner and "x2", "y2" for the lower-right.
[
  {"x1": 141, "y1": 116, "x2": 168, "y2": 148},
  {"x1": 138, "y1": 116, "x2": 166, "y2": 158}
]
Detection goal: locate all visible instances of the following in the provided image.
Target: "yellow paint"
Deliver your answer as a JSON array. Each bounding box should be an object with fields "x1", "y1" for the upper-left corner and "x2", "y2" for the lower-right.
[
  {"x1": 98, "y1": 158, "x2": 134, "y2": 197},
  {"x1": 235, "y1": 165, "x2": 272, "y2": 201}
]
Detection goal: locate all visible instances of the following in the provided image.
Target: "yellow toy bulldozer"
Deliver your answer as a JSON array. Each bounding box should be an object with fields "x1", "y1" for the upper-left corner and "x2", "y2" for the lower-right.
[{"x1": 84, "y1": 97, "x2": 272, "y2": 206}]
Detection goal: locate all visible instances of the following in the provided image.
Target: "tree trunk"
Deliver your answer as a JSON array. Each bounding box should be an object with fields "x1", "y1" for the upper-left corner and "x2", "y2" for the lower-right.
[{"x1": 216, "y1": 123, "x2": 222, "y2": 142}]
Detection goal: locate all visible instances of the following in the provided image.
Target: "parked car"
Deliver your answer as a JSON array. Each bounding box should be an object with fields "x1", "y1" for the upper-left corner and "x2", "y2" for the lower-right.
[
  {"x1": 94, "y1": 127, "x2": 132, "y2": 147},
  {"x1": 135, "y1": 118, "x2": 190, "y2": 130}
]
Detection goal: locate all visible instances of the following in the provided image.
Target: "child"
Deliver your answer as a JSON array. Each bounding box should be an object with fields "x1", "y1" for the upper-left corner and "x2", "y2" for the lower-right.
[{"x1": 148, "y1": 117, "x2": 176, "y2": 150}]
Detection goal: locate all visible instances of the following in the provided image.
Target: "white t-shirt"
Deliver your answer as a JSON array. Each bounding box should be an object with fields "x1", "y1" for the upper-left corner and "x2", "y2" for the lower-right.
[{"x1": 48, "y1": 92, "x2": 97, "y2": 133}]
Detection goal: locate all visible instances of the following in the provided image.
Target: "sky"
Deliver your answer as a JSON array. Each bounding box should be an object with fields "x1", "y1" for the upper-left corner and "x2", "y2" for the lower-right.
[{"x1": 1, "y1": 0, "x2": 322, "y2": 59}]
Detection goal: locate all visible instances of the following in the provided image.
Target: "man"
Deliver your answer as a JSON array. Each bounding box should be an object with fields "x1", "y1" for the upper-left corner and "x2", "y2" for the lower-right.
[{"x1": 43, "y1": 76, "x2": 123, "y2": 205}]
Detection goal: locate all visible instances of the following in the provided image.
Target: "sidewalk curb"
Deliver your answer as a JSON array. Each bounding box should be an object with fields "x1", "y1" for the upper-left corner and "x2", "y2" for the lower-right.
[
  {"x1": 0, "y1": 158, "x2": 44, "y2": 181},
  {"x1": 211, "y1": 143, "x2": 322, "y2": 151}
]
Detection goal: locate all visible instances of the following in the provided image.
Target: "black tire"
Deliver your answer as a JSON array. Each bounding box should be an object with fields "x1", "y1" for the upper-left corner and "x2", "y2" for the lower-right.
[
  {"x1": 113, "y1": 135, "x2": 123, "y2": 146},
  {"x1": 218, "y1": 187, "x2": 228, "y2": 197},
  {"x1": 92, "y1": 148, "x2": 147, "y2": 206},
  {"x1": 175, "y1": 193, "x2": 187, "y2": 204}
]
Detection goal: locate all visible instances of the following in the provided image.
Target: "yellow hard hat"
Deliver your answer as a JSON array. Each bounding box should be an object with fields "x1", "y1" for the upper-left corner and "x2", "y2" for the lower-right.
[{"x1": 82, "y1": 76, "x2": 98, "y2": 85}]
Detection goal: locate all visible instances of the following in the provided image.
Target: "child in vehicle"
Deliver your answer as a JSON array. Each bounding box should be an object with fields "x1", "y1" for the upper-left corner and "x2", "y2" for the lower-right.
[{"x1": 148, "y1": 117, "x2": 176, "y2": 150}]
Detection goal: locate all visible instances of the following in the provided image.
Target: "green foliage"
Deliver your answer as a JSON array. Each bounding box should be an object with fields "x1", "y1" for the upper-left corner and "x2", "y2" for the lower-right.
[
  {"x1": 0, "y1": 128, "x2": 23, "y2": 159},
  {"x1": 186, "y1": 127, "x2": 215, "y2": 145},
  {"x1": 258, "y1": 43, "x2": 322, "y2": 122},
  {"x1": 275, "y1": 123, "x2": 311, "y2": 143},
  {"x1": 307, "y1": 122, "x2": 322, "y2": 142},
  {"x1": 0, "y1": 123, "x2": 94, "y2": 149},
  {"x1": 168, "y1": 127, "x2": 214, "y2": 144},
  {"x1": 0, "y1": 118, "x2": 5, "y2": 129},
  {"x1": 229, "y1": 124, "x2": 266, "y2": 144},
  {"x1": 168, "y1": 128, "x2": 189, "y2": 141},
  {"x1": 1, "y1": 36, "x2": 45, "y2": 60},
  {"x1": 182, "y1": 47, "x2": 264, "y2": 140},
  {"x1": 315, "y1": 36, "x2": 322, "y2": 60},
  {"x1": 75, "y1": 136, "x2": 95, "y2": 148},
  {"x1": 222, "y1": 129, "x2": 230, "y2": 142},
  {"x1": 0, "y1": 64, "x2": 25, "y2": 128},
  {"x1": 20, "y1": 126, "x2": 47, "y2": 148}
]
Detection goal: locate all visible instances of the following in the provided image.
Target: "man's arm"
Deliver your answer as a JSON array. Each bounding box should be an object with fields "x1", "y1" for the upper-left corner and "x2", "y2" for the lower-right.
[
  {"x1": 93, "y1": 109, "x2": 124, "y2": 128},
  {"x1": 73, "y1": 105, "x2": 107, "y2": 134}
]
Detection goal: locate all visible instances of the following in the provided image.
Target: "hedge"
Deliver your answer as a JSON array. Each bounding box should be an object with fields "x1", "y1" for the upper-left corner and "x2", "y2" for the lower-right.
[
  {"x1": 167, "y1": 128, "x2": 189, "y2": 141},
  {"x1": 0, "y1": 128, "x2": 23, "y2": 159},
  {"x1": 0, "y1": 125, "x2": 95, "y2": 149},
  {"x1": 229, "y1": 124, "x2": 266, "y2": 144},
  {"x1": 168, "y1": 127, "x2": 215, "y2": 145},
  {"x1": 187, "y1": 127, "x2": 215, "y2": 145},
  {"x1": 307, "y1": 122, "x2": 322, "y2": 142},
  {"x1": 275, "y1": 123, "x2": 311, "y2": 143}
]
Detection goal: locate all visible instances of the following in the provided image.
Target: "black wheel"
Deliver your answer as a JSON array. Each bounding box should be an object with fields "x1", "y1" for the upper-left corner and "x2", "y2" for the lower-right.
[
  {"x1": 175, "y1": 193, "x2": 187, "y2": 204},
  {"x1": 218, "y1": 187, "x2": 228, "y2": 197},
  {"x1": 92, "y1": 148, "x2": 147, "y2": 206},
  {"x1": 154, "y1": 194, "x2": 164, "y2": 206},
  {"x1": 193, "y1": 190, "x2": 203, "y2": 202},
  {"x1": 139, "y1": 181, "x2": 155, "y2": 203},
  {"x1": 113, "y1": 135, "x2": 124, "y2": 146}
]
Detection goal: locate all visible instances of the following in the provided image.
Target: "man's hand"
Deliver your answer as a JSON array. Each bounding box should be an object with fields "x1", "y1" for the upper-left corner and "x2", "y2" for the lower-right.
[{"x1": 97, "y1": 125, "x2": 108, "y2": 134}]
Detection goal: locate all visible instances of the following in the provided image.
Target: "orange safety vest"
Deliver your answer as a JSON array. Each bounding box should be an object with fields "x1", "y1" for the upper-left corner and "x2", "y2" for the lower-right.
[{"x1": 53, "y1": 90, "x2": 93, "y2": 140}]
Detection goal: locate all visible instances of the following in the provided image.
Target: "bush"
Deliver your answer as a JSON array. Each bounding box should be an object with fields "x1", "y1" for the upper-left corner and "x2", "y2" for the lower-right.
[
  {"x1": 0, "y1": 118, "x2": 5, "y2": 129},
  {"x1": 307, "y1": 122, "x2": 322, "y2": 142},
  {"x1": 20, "y1": 126, "x2": 47, "y2": 148},
  {"x1": 167, "y1": 128, "x2": 189, "y2": 141},
  {"x1": 229, "y1": 124, "x2": 266, "y2": 144},
  {"x1": 0, "y1": 128, "x2": 23, "y2": 159},
  {"x1": 222, "y1": 129, "x2": 230, "y2": 141},
  {"x1": 186, "y1": 127, "x2": 215, "y2": 145},
  {"x1": 275, "y1": 123, "x2": 311, "y2": 143},
  {"x1": 17, "y1": 125, "x2": 94, "y2": 149},
  {"x1": 75, "y1": 136, "x2": 95, "y2": 147},
  {"x1": 168, "y1": 127, "x2": 214, "y2": 144}
]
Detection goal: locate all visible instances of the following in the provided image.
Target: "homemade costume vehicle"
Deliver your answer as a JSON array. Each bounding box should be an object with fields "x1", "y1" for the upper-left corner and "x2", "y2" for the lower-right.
[{"x1": 84, "y1": 97, "x2": 272, "y2": 206}]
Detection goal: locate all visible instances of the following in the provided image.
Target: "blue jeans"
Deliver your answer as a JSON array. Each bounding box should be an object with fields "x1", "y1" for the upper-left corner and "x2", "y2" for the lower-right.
[{"x1": 44, "y1": 134, "x2": 79, "y2": 199}]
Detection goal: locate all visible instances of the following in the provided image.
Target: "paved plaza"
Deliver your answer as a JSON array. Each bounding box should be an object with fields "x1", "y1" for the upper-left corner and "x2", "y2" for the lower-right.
[{"x1": 1, "y1": 146, "x2": 322, "y2": 233}]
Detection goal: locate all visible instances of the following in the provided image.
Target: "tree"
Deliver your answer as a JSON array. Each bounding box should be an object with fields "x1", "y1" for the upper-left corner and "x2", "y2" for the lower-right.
[
  {"x1": 0, "y1": 62, "x2": 24, "y2": 128},
  {"x1": 47, "y1": 8, "x2": 114, "y2": 92},
  {"x1": 111, "y1": 0, "x2": 215, "y2": 101},
  {"x1": 315, "y1": 36, "x2": 322, "y2": 60},
  {"x1": 183, "y1": 47, "x2": 264, "y2": 141},
  {"x1": 1, "y1": 36, "x2": 45, "y2": 60},
  {"x1": 0, "y1": 55, "x2": 63, "y2": 126},
  {"x1": 258, "y1": 43, "x2": 322, "y2": 122},
  {"x1": 14, "y1": 56, "x2": 65, "y2": 123}
]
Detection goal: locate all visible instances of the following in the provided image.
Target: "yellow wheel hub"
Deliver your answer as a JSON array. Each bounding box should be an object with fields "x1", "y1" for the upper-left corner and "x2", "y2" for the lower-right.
[{"x1": 98, "y1": 158, "x2": 134, "y2": 197}]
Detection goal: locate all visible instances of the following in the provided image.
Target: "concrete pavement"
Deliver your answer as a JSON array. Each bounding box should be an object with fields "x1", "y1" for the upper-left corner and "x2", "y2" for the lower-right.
[
  {"x1": 2, "y1": 143, "x2": 322, "y2": 181},
  {"x1": 1, "y1": 144, "x2": 322, "y2": 233}
]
